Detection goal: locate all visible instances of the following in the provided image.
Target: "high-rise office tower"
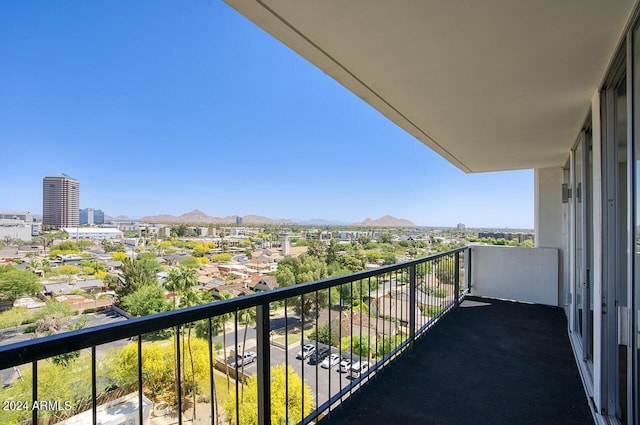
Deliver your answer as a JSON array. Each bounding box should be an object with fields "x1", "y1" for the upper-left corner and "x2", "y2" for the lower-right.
[
  {"x1": 43, "y1": 174, "x2": 80, "y2": 228},
  {"x1": 80, "y1": 208, "x2": 106, "y2": 225}
]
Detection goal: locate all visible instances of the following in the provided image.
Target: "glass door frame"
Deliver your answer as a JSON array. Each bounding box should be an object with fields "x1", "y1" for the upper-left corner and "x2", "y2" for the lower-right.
[{"x1": 571, "y1": 128, "x2": 594, "y2": 368}]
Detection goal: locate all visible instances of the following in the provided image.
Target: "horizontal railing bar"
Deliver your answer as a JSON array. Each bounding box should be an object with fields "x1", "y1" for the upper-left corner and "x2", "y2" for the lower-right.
[{"x1": 0, "y1": 247, "x2": 467, "y2": 370}]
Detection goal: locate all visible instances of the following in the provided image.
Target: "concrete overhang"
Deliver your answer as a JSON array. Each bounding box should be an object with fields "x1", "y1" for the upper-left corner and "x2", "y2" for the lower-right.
[{"x1": 224, "y1": 0, "x2": 637, "y2": 173}]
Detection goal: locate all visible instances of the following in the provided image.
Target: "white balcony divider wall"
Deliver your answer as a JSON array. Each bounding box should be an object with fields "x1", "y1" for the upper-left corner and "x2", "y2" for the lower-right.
[
  {"x1": 560, "y1": 8, "x2": 640, "y2": 424},
  {"x1": 470, "y1": 246, "x2": 558, "y2": 305}
]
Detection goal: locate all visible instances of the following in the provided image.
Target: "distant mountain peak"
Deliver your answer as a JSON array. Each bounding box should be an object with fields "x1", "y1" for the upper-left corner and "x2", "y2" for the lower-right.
[
  {"x1": 353, "y1": 215, "x2": 415, "y2": 227},
  {"x1": 139, "y1": 210, "x2": 293, "y2": 225}
]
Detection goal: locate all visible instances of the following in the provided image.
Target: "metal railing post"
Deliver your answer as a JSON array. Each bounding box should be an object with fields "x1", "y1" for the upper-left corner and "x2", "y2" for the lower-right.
[
  {"x1": 32, "y1": 361, "x2": 38, "y2": 425},
  {"x1": 175, "y1": 326, "x2": 182, "y2": 425},
  {"x1": 256, "y1": 302, "x2": 271, "y2": 425},
  {"x1": 466, "y1": 247, "x2": 472, "y2": 293},
  {"x1": 409, "y1": 264, "x2": 416, "y2": 351},
  {"x1": 454, "y1": 252, "x2": 460, "y2": 306},
  {"x1": 137, "y1": 336, "x2": 143, "y2": 425}
]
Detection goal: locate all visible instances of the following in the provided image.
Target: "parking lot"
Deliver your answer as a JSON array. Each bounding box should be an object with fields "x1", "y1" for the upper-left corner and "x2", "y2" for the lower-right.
[{"x1": 229, "y1": 338, "x2": 367, "y2": 411}]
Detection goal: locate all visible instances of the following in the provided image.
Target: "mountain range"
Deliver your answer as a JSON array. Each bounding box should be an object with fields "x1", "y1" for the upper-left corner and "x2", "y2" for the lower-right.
[
  {"x1": 138, "y1": 210, "x2": 415, "y2": 227},
  {"x1": 353, "y1": 215, "x2": 416, "y2": 227}
]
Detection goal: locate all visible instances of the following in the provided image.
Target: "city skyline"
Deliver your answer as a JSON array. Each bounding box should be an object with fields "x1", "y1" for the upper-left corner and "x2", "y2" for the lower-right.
[{"x1": 0, "y1": 1, "x2": 534, "y2": 228}]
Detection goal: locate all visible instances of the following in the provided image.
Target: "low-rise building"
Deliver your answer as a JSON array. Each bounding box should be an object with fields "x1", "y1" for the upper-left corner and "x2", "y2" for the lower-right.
[
  {"x1": 62, "y1": 227, "x2": 124, "y2": 240},
  {"x1": 44, "y1": 279, "x2": 105, "y2": 295},
  {"x1": 0, "y1": 211, "x2": 39, "y2": 241},
  {"x1": 0, "y1": 219, "x2": 34, "y2": 242}
]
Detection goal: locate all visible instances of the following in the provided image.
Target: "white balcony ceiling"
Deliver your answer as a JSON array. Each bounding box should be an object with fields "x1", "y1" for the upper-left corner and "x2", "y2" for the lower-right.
[{"x1": 224, "y1": 0, "x2": 636, "y2": 172}]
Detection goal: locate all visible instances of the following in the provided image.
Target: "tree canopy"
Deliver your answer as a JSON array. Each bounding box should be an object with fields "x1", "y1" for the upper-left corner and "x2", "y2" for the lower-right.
[
  {"x1": 224, "y1": 364, "x2": 313, "y2": 425},
  {"x1": 0, "y1": 267, "x2": 42, "y2": 301},
  {"x1": 120, "y1": 284, "x2": 171, "y2": 317},
  {"x1": 118, "y1": 257, "x2": 158, "y2": 296}
]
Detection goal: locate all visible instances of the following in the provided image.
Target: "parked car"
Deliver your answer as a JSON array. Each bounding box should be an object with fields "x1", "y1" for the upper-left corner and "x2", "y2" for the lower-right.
[
  {"x1": 338, "y1": 358, "x2": 353, "y2": 373},
  {"x1": 228, "y1": 351, "x2": 257, "y2": 368},
  {"x1": 321, "y1": 353, "x2": 341, "y2": 369},
  {"x1": 296, "y1": 343, "x2": 316, "y2": 360},
  {"x1": 348, "y1": 361, "x2": 370, "y2": 379},
  {"x1": 308, "y1": 347, "x2": 330, "y2": 365}
]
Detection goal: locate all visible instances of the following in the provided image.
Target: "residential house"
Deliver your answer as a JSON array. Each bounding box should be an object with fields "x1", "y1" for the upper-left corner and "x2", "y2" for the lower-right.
[{"x1": 248, "y1": 276, "x2": 278, "y2": 292}]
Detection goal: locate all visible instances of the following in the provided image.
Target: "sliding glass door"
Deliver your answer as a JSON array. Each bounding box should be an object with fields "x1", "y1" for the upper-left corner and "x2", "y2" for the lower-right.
[
  {"x1": 603, "y1": 70, "x2": 629, "y2": 424},
  {"x1": 572, "y1": 129, "x2": 594, "y2": 370}
]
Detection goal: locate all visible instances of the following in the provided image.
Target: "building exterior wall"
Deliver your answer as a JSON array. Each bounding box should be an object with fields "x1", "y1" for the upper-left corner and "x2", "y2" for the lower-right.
[
  {"x1": 93, "y1": 209, "x2": 104, "y2": 225},
  {"x1": 0, "y1": 211, "x2": 33, "y2": 222},
  {"x1": 43, "y1": 175, "x2": 79, "y2": 228},
  {"x1": 79, "y1": 208, "x2": 93, "y2": 225},
  {"x1": 62, "y1": 227, "x2": 123, "y2": 239},
  {"x1": 0, "y1": 220, "x2": 33, "y2": 242}
]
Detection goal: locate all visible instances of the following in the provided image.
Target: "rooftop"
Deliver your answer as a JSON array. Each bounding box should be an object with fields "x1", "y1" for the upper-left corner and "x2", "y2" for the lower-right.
[{"x1": 44, "y1": 173, "x2": 77, "y2": 180}]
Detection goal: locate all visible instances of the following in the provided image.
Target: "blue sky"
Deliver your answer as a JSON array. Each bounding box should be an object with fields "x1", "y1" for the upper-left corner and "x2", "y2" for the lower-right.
[{"x1": 0, "y1": 0, "x2": 533, "y2": 228}]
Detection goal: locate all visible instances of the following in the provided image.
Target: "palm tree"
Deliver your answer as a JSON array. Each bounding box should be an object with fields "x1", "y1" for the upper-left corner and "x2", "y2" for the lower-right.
[
  {"x1": 215, "y1": 291, "x2": 234, "y2": 391},
  {"x1": 238, "y1": 306, "x2": 256, "y2": 400},
  {"x1": 166, "y1": 266, "x2": 199, "y2": 420}
]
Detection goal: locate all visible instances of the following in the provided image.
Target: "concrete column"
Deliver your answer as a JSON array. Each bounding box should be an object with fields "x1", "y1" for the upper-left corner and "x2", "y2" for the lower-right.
[{"x1": 534, "y1": 167, "x2": 564, "y2": 249}]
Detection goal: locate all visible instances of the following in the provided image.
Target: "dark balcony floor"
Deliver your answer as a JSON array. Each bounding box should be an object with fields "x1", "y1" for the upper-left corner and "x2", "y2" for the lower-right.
[{"x1": 320, "y1": 296, "x2": 593, "y2": 425}]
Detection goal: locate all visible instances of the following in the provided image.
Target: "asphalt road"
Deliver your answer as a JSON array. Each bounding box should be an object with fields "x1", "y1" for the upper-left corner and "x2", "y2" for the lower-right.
[
  {"x1": 230, "y1": 335, "x2": 365, "y2": 413},
  {"x1": 0, "y1": 309, "x2": 129, "y2": 386}
]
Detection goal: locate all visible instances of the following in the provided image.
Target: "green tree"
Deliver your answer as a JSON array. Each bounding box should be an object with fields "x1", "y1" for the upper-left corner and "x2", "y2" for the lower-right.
[
  {"x1": 382, "y1": 253, "x2": 397, "y2": 265},
  {"x1": 0, "y1": 355, "x2": 93, "y2": 424},
  {"x1": 315, "y1": 323, "x2": 335, "y2": 345},
  {"x1": 340, "y1": 334, "x2": 371, "y2": 357},
  {"x1": 215, "y1": 291, "x2": 234, "y2": 392},
  {"x1": 51, "y1": 241, "x2": 79, "y2": 252},
  {"x1": 339, "y1": 254, "x2": 363, "y2": 272},
  {"x1": 211, "y1": 253, "x2": 233, "y2": 263},
  {"x1": 111, "y1": 251, "x2": 128, "y2": 261},
  {"x1": 275, "y1": 254, "x2": 331, "y2": 317},
  {"x1": 273, "y1": 266, "x2": 295, "y2": 287},
  {"x1": 376, "y1": 335, "x2": 404, "y2": 357},
  {"x1": 365, "y1": 250, "x2": 382, "y2": 263},
  {"x1": 104, "y1": 339, "x2": 211, "y2": 407},
  {"x1": 119, "y1": 257, "x2": 157, "y2": 296},
  {"x1": 238, "y1": 307, "x2": 256, "y2": 399},
  {"x1": 521, "y1": 239, "x2": 534, "y2": 247},
  {"x1": 57, "y1": 264, "x2": 80, "y2": 279},
  {"x1": 179, "y1": 255, "x2": 200, "y2": 269},
  {"x1": 80, "y1": 259, "x2": 107, "y2": 273},
  {"x1": 120, "y1": 285, "x2": 171, "y2": 316},
  {"x1": 326, "y1": 238, "x2": 340, "y2": 264},
  {"x1": 224, "y1": 364, "x2": 313, "y2": 425},
  {"x1": 173, "y1": 224, "x2": 188, "y2": 237},
  {"x1": 435, "y1": 257, "x2": 456, "y2": 285},
  {"x1": 306, "y1": 240, "x2": 326, "y2": 258},
  {"x1": 0, "y1": 268, "x2": 42, "y2": 301}
]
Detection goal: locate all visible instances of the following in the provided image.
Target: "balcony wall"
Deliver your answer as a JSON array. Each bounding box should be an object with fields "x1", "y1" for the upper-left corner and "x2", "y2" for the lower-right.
[{"x1": 470, "y1": 245, "x2": 559, "y2": 306}]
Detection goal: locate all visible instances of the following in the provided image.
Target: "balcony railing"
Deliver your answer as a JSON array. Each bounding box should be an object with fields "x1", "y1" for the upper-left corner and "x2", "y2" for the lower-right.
[{"x1": 0, "y1": 247, "x2": 468, "y2": 425}]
